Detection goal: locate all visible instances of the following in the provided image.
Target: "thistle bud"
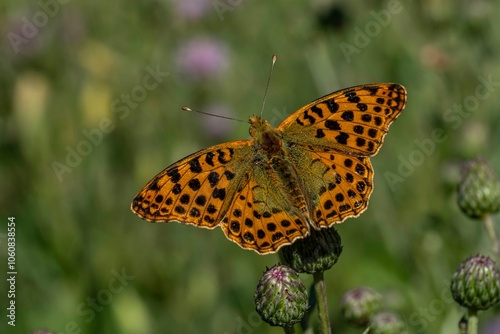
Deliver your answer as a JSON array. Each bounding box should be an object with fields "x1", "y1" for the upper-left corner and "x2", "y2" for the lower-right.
[
  {"x1": 280, "y1": 227, "x2": 342, "y2": 274},
  {"x1": 457, "y1": 159, "x2": 500, "y2": 219},
  {"x1": 340, "y1": 287, "x2": 382, "y2": 327},
  {"x1": 450, "y1": 255, "x2": 500, "y2": 310},
  {"x1": 254, "y1": 265, "x2": 309, "y2": 327},
  {"x1": 369, "y1": 311, "x2": 407, "y2": 334}
]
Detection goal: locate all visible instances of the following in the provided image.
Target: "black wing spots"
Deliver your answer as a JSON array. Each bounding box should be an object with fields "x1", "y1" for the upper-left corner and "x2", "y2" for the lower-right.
[
  {"x1": 383, "y1": 99, "x2": 393, "y2": 107},
  {"x1": 217, "y1": 148, "x2": 233, "y2": 164},
  {"x1": 207, "y1": 204, "x2": 217, "y2": 214},
  {"x1": 341, "y1": 111, "x2": 354, "y2": 121},
  {"x1": 335, "y1": 193, "x2": 344, "y2": 202},
  {"x1": 245, "y1": 218, "x2": 253, "y2": 227},
  {"x1": 166, "y1": 197, "x2": 173, "y2": 205},
  {"x1": 310, "y1": 105, "x2": 324, "y2": 118},
  {"x1": 374, "y1": 116, "x2": 383, "y2": 126},
  {"x1": 194, "y1": 195, "x2": 207, "y2": 206},
  {"x1": 166, "y1": 168, "x2": 181, "y2": 184},
  {"x1": 335, "y1": 132, "x2": 349, "y2": 145},
  {"x1": 230, "y1": 221, "x2": 240, "y2": 233},
  {"x1": 366, "y1": 86, "x2": 379, "y2": 95},
  {"x1": 325, "y1": 120, "x2": 341, "y2": 130},
  {"x1": 212, "y1": 187, "x2": 226, "y2": 200},
  {"x1": 367, "y1": 141, "x2": 375, "y2": 152},
  {"x1": 272, "y1": 232, "x2": 284, "y2": 242},
  {"x1": 257, "y1": 229, "x2": 265, "y2": 239},
  {"x1": 296, "y1": 118, "x2": 305, "y2": 126},
  {"x1": 204, "y1": 215, "x2": 215, "y2": 224},
  {"x1": 205, "y1": 152, "x2": 215, "y2": 166},
  {"x1": 260, "y1": 241, "x2": 270, "y2": 248},
  {"x1": 355, "y1": 163, "x2": 366, "y2": 175},
  {"x1": 154, "y1": 194, "x2": 164, "y2": 203},
  {"x1": 243, "y1": 232, "x2": 254, "y2": 243},
  {"x1": 318, "y1": 185, "x2": 327, "y2": 195},
  {"x1": 224, "y1": 170, "x2": 236, "y2": 180},
  {"x1": 133, "y1": 195, "x2": 144, "y2": 203},
  {"x1": 356, "y1": 137, "x2": 366, "y2": 147},
  {"x1": 344, "y1": 90, "x2": 355, "y2": 98},
  {"x1": 389, "y1": 84, "x2": 401, "y2": 92},
  {"x1": 339, "y1": 204, "x2": 351, "y2": 213},
  {"x1": 335, "y1": 174, "x2": 342, "y2": 184},
  {"x1": 280, "y1": 219, "x2": 291, "y2": 227},
  {"x1": 188, "y1": 178, "x2": 201, "y2": 191},
  {"x1": 357, "y1": 103, "x2": 368, "y2": 111},
  {"x1": 253, "y1": 210, "x2": 262, "y2": 219},
  {"x1": 189, "y1": 207, "x2": 201, "y2": 218},
  {"x1": 361, "y1": 114, "x2": 372, "y2": 123},
  {"x1": 345, "y1": 173, "x2": 354, "y2": 183},
  {"x1": 315, "y1": 129, "x2": 326, "y2": 138},
  {"x1": 347, "y1": 189, "x2": 356, "y2": 198},
  {"x1": 179, "y1": 194, "x2": 190, "y2": 204},
  {"x1": 356, "y1": 181, "x2": 366, "y2": 193},
  {"x1": 326, "y1": 100, "x2": 339, "y2": 113},
  {"x1": 324, "y1": 200, "x2": 334, "y2": 210},
  {"x1": 325, "y1": 210, "x2": 338, "y2": 218},
  {"x1": 208, "y1": 171, "x2": 220, "y2": 187},
  {"x1": 189, "y1": 157, "x2": 203, "y2": 173},
  {"x1": 267, "y1": 222, "x2": 276, "y2": 232},
  {"x1": 376, "y1": 97, "x2": 385, "y2": 105},
  {"x1": 345, "y1": 92, "x2": 360, "y2": 103},
  {"x1": 353, "y1": 200, "x2": 364, "y2": 208},
  {"x1": 174, "y1": 205, "x2": 185, "y2": 214},
  {"x1": 227, "y1": 148, "x2": 235, "y2": 161},
  {"x1": 233, "y1": 208, "x2": 242, "y2": 217},
  {"x1": 172, "y1": 183, "x2": 182, "y2": 194},
  {"x1": 373, "y1": 106, "x2": 382, "y2": 113},
  {"x1": 303, "y1": 110, "x2": 316, "y2": 124},
  {"x1": 353, "y1": 125, "x2": 364, "y2": 134},
  {"x1": 343, "y1": 158, "x2": 353, "y2": 168},
  {"x1": 368, "y1": 129, "x2": 378, "y2": 138}
]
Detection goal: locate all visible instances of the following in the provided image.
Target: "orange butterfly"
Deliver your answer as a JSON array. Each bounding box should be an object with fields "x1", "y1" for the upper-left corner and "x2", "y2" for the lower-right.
[{"x1": 131, "y1": 83, "x2": 407, "y2": 254}]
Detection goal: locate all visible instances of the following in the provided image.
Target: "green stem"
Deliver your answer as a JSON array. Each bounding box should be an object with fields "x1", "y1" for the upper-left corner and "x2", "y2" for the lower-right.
[
  {"x1": 467, "y1": 309, "x2": 478, "y2": 334},
  {"x1": 313, "y1": 271, "x2": 331, "y2": 334},
  {"x1": 483, "y1": 215, "x2": 500, "y2": 257},
  {"x1": 283, "y1": 325, "x2": 296, "y2": 334}
]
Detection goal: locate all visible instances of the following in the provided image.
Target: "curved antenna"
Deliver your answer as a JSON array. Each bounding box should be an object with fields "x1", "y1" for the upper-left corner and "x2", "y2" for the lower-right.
[
  {"x1": 181, "y1": 106, "x2": 247, "y2": 123},
  {"x1": 260, "y1": 54, "x2": 277, "y2": 118}
]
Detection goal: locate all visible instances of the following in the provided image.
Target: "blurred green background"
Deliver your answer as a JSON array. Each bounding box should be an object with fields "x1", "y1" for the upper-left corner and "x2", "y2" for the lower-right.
[{"x1": 2, "y1": 0, "x2": 500, "y2": 333}]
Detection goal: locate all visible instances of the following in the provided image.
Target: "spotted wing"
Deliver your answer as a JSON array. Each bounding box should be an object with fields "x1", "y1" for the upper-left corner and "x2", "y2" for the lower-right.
[
  {"x1": 131, "y1": 141, "x2": 254, "y2": 229},
  {"x1": 219, "y1": 164, "x2": 310, "y2": 254},
  {"x1": 286, "y1": 144, "x2": 374, "y2": 227},
  {"x1": 131, "y1": 140, "x2": 310, "y2": 254},
  {"x1": 278, "y1": 83, "x2": 407, "y2": 156}
]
